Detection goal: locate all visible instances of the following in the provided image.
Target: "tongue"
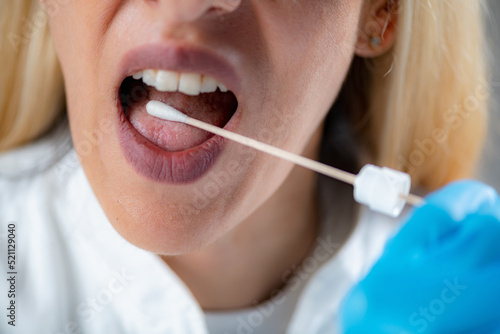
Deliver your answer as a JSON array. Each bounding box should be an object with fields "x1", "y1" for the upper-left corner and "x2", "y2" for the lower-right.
[{"x1": 128, "y1": 89, "x2": 236, "y2": 152}]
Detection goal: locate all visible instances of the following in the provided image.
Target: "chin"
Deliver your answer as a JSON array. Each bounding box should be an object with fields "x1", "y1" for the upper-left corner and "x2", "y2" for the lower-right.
[{"x1": 87, "y1": 160, "x2": 247, "y2": 255}]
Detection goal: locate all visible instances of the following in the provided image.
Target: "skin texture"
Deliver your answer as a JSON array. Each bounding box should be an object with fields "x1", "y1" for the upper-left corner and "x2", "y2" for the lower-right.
[{"x1": 47, "y1": 0, "x2": 396, "y2": 309}]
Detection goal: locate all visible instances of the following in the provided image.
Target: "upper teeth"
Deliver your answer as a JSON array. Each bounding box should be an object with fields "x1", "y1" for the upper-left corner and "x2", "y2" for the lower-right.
[{"x1": 132, "y1": 70, "x2": 228, "y2": 96}]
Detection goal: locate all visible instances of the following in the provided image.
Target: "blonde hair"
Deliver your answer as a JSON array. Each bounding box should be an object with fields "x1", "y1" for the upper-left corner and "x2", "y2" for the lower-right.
[
  {"x1": 374, "y1": 0, "x2": 488, "y2": 190},
  {"x1": 0, "y1": 0, "x2": 489, "y2": 191},
  {"x1": 0, "y1": 1, "x2": 64, "y2": 151}
]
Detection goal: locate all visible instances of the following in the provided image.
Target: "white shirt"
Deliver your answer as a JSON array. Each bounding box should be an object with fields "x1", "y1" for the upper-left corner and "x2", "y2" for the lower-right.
[{"x1": 0, "y1": 129, "x2": 403, "y2": 334}]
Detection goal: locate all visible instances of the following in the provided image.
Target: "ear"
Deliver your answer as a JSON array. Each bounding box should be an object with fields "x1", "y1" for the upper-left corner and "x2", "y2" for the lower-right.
[{"x1": 355, "y1": 0, "x2": 398, "y2": 58}]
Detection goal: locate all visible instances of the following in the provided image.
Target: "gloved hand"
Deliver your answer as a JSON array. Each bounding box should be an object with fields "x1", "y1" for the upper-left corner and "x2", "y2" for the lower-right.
[{"x1": 339, "y1": 180, "x2": 500, "y2": 334}]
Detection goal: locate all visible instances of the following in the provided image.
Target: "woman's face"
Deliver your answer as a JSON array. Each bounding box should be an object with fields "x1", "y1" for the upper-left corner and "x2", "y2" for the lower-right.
[{"x1": 49, "y1": 0, "x2": 369, "y2": 254}]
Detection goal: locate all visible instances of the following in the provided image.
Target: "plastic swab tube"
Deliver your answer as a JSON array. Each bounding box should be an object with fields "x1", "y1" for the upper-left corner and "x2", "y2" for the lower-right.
[{"x1": 146, "y1": 100, "x2": 425, "y2": 217}]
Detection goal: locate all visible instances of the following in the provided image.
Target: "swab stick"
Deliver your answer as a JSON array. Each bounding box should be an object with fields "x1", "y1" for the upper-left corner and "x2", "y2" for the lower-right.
[{"x1": 146, "y1": 100, "x2": 425, "y2": 217}]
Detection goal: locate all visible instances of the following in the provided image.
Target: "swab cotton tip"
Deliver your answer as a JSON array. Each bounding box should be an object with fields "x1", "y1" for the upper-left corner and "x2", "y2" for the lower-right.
[
  {"x1": 146, "y1": 100, "x2": 188, "y2": 123},
  {"x1": 354, "y1": 164, "x2": 411, "y2": 217}
]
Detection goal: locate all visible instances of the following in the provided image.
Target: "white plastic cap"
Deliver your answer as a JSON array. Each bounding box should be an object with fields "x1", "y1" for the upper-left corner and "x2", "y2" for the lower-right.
[{"x1": 354, "y1": 164, "x2": 411, "y2": 217}]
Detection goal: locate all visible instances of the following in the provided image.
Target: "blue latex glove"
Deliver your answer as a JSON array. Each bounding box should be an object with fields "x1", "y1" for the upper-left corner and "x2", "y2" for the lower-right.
[{"x1": 339, "y1": 180, "x2": 500, "y2": 334}]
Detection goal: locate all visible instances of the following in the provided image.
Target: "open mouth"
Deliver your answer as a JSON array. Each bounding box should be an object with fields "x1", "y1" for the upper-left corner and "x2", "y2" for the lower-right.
[
  {"x1": 115, "y1": 44, "x2": 242, "y2": 183},
  {"x1": 119, "y1": 70, "x2": 238, "y2": 152}
]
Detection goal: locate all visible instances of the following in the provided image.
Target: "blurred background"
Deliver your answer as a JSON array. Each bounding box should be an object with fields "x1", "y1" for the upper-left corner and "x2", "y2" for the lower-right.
[{"x1": 479, "y1": 0, "x2": 500, "y2": 190}]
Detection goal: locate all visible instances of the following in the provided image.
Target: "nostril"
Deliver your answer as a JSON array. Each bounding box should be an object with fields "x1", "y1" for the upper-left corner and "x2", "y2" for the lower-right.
[
  {"x1": 153, "y1": 0, "x2": 241, "y2": 23},
  {"x1": 154, "y1": 1, "x2": 214, "y2": 24},
  {"x1": 212, "y1": 0, "x2": 241, "y2": 14}
]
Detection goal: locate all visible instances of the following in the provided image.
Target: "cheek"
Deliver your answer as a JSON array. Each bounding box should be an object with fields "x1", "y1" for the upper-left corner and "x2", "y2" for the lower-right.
[
  {"x1": 48, "y1": 1, "x2": 123, "y2": 166},
  {"x1": 278, "y1": 3, "x2": 361, "y2": 99},
  {"x1": 253, "y1": 1, "x2": 362, "y2": 148},
  {"x1": 48, "y1": 0, "x2": 121, "y2": 110}
]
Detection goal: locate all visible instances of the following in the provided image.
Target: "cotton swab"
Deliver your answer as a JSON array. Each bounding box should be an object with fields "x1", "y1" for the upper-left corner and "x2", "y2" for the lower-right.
[{"x1": 146, "y1": 100, "x2": 425, "y2": 217}]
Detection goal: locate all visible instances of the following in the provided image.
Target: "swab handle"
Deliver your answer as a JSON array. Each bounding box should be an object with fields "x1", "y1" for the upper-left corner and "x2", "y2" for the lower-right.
[
  {"x1": 145, "y1": 100, "x2": 423, "y2": 217},
  {"x1": 354, "y1": 164, "x2": 411, "y2": 217}
]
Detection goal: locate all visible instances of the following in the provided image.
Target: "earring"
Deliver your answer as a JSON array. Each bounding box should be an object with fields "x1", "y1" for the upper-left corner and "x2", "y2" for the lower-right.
[{"x1": 370, "y1": 36, "x2": 382, "y2": 49}]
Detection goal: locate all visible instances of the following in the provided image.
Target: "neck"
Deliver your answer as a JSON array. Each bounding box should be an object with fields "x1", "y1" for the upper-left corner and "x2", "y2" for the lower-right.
[{"x1": 163, "y1": 131, "x2": 321, "y2": 311}]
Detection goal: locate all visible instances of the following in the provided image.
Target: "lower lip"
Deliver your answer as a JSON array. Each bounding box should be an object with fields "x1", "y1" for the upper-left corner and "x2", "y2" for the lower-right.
[{"x1": 117, "y1": 99, "x2": 239, "y2": 184}]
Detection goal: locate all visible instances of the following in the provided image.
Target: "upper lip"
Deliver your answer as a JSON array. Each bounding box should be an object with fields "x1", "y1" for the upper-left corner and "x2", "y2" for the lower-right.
[{"x1": 116, "y1": 43, "x2": 241, "y2": 96}]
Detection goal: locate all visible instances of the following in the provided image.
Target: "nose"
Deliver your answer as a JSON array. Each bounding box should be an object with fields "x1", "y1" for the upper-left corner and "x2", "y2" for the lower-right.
[{"x1": 156, "y1": 0, "x2": 242, "y2": 23}]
